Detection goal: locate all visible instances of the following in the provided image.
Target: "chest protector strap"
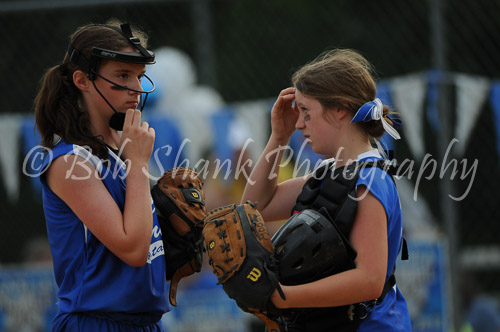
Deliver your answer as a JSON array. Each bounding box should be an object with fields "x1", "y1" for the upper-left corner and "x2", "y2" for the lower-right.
[{"x1": 292, "y1": 160, "x2": 396, "y2": 238}]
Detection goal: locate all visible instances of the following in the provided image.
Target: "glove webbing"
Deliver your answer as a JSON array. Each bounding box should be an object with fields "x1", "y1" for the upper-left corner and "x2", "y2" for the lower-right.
[
  {"x1": 209, "y1": 217, "x2": 243, "y2": 284},
  {"x1": 208, "y1": 256, "x2": 234, "y2": 264},
  {"x1": 221, "y1": 244, "x2": 230, "y2": 252}
]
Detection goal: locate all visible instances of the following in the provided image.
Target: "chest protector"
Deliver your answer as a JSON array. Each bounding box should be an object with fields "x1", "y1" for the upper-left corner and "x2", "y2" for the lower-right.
[
  {"x1": 271, "y1": 160, "x2": 400, "y2": 332},
  {"x1": 293, "y1": 160, "x2": 391, "y2": 238}
]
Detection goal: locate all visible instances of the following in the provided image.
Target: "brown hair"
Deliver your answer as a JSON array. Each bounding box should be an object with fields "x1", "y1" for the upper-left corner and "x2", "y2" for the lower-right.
[
  {"x1": 292, "y1": 49, "x2": 394, "y2": 139},
  {"x1": 34, "y1": 19, "x2": 149, "y2": 158}
]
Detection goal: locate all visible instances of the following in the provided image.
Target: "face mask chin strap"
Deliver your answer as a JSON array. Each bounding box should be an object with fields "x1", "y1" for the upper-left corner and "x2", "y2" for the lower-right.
[
  {"x1": 90, "y1": 72, "x2": 155, "y2": 131},
  {"x1": 92, "y1": 81, "x2": 148, "y2": 131}
]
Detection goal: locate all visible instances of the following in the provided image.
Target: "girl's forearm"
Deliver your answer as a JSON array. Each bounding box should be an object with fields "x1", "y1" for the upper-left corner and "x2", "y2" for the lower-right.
[
  {"x1": 241, "y1": 134, "x2": 289, "y2": 209},
  {"x1": 122, "y1": 163, "x2": 153, "y2": 261}
]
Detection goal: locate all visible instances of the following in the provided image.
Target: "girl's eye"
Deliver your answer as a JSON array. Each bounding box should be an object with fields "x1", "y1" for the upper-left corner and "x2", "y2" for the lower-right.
[{"x1": 119, "y1": 74, "x2": 128, "y2": 80}]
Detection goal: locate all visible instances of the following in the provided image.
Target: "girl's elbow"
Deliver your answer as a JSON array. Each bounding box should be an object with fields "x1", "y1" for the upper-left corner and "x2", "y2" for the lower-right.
[
  {"x1": 366, "y1": 274, "x2": 386, "y2": 300},
  {"x1": 117, "y1": 244, "x2": 150, "y2": 267},
  {"x1": 124, "y1": 253, "x2": 149, "y2": 267}
]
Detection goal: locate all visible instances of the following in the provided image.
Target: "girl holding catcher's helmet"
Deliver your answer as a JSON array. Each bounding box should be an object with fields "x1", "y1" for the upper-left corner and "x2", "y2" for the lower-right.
[
  {"x1": 242, "y1": 49, "x2": 411, "y2": 331},
  {"x1": 34, "y1": 20, "x2": 169, "y2": 331}
]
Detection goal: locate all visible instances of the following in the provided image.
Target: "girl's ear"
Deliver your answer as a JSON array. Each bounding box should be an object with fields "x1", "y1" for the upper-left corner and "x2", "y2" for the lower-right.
[
  {"x1": 73, "y1": 70, "x2": 90, "y2": 91},
  {"x1": 335, "y1": 108, "x2": 349, "y2": 121}
]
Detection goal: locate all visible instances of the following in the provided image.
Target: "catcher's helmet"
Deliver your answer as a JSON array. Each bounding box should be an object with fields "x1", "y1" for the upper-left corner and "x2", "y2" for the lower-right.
[{"x1": 272, "y1": 209, "x2": 356, "y2": 285}]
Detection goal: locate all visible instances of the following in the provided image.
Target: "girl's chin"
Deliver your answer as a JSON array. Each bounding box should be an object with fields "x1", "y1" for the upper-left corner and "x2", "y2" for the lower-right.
[
  {"x1": 310, "y1": 145, "x2": 322, "y2": 154},
  {"x1": 311, "y1": 145, "x2": 330, "y2": 157}
]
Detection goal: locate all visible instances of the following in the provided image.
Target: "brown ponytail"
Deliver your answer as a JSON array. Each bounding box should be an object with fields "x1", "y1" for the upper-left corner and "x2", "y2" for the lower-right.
[{"x1": 34, "y1": 63, "x2": 102, "y2": 154}]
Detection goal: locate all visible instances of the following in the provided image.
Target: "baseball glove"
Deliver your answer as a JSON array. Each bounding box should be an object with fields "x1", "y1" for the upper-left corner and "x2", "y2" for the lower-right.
[
  {"x1": 151, "y1": 167, "x2": 206, "y2": 306},
  {"x1": 203, "y1": 202, "x2": 286, "y2": 332}
]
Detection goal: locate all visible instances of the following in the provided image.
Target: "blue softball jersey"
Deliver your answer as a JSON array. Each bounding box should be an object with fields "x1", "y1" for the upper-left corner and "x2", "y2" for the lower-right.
[
  {"x1": 39, "y1": 141, "x2": 169, "y2": 321},
  {"x1": 356, "y1": 150, "x2": 411, "y2": 332}
]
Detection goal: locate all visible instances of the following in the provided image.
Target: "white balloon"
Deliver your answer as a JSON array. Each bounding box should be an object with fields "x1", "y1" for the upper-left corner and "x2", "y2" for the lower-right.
[
  {"x1": 146, "y1": 47, "x2": 197, "y2": 112},
  {"x1": 174, "y1": 85, "x2": 225, "y2": 162}
]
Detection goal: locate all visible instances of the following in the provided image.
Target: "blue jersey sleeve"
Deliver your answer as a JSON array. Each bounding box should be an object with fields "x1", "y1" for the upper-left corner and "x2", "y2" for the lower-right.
[
  {"x1": 356, "y1": 166, "x2": 398, "y2": 222},
  {"x1": 355, "y1": 163, "x2": 403, "y2": 277}
]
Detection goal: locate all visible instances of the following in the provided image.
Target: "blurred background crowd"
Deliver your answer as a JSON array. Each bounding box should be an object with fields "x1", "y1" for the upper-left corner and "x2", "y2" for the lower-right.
[{"x1": 1, "y1": 0, "x2": 500, "y2": 331}]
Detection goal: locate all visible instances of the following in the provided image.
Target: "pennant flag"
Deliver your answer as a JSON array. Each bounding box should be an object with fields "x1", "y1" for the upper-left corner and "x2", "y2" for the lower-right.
[
  {"x1": 0, "y1": 115, "x2": 22, "y2": 202},
  {"x1": 211, "y1": 109, "x2": 235, "y2": 165},
  {"x1": 377, "y1": 81, "x2": 396, "y2": 152},
  {"x1": 454, "y1": 73, "x2": 490, "y2": 156},
  {"x1": 390, "y1": 73, "x2": 427, "y2": 160},
  {"x1": 426, "y1": 70, "x2": 443, "y2": 132},
  {"x1": 489, "y1": 81, "x2": 500, "y2": 166},
  {"x1": 21, "y1": 115, "x2": 43, "y2": 196},
  {"x1": 377, "y1": 81, "x2": 393, "y2": 106}
]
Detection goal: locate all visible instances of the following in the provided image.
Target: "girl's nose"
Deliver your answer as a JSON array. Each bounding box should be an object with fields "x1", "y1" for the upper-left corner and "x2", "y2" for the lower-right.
[
  {"x1": 295, "y1": 114, "x2": 305, "y2": 130},
  {"x1": 128, "y1": 78, "x2": 143, "y2": 94}
]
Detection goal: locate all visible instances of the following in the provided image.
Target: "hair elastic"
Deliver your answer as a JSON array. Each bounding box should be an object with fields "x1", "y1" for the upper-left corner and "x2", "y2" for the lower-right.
[
  {"x1": 58, "y1": 63, "x2": 69, "y2": 76},
  {"x1": 351, "y1": 98, "x2": 401, "y2": 140}
]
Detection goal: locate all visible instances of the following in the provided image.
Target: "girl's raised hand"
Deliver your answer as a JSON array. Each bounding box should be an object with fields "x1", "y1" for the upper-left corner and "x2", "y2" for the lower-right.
[
  {"x1": 110, "y1": 109, "x2": 155, "y2": 167},
  {"x1": 270, "y1": 87, "x2": 298, "y2": 143}
]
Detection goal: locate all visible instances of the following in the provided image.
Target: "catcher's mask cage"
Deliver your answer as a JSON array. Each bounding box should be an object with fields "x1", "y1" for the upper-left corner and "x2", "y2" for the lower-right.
[
  {"x1": 67, "y1": 23, "x2": 156, "y2": 130},
  {"x1": 271, "y1": 208, "x2": 356, "y2": 285}
]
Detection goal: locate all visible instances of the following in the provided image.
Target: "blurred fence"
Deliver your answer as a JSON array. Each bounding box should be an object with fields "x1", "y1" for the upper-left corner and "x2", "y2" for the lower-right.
[{"x1": 1, "y1": 0, "x2": 500, "y2": 331}]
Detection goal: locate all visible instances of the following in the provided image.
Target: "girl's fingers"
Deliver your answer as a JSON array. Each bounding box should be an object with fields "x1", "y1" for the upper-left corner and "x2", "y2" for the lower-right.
[
  {"x1": 123, "y1": 109, "x2": 135, "y2": 129},
  {"x1": 131, "y1": 109, "x2": 141, "y2": 127},
  {"x1": 279, "y1": 87, "x2": 296, "y2": 96},
  {"x1": 274, "y1": 93, "x2": 295, "y2": 111}
]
